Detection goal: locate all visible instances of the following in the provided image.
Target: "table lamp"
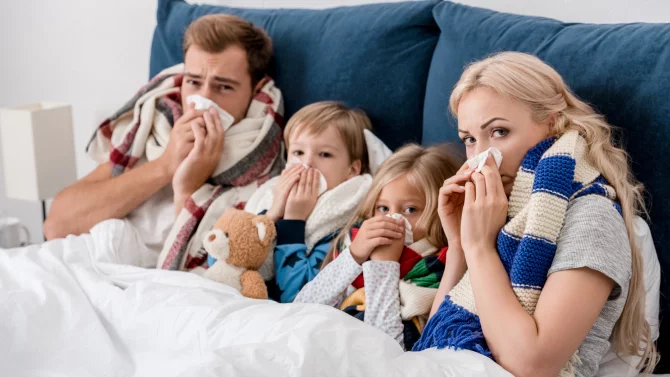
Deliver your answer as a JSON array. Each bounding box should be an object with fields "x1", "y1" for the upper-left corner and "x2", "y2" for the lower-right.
[{"x1": 0, "y1": 103, "x2": 77, "y2": 224}]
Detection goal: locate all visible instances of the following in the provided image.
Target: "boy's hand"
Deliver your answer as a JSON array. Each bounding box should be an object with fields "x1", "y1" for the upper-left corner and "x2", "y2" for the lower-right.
[
  {"x1": 284, "y1": 168, "x2": 320, "y2": 221},
  {"x1": 349, "y1": 216, "x2": 404, "y2": 264},
  {"x1": 266, "y1": 164, "x2": 305, "y2": 222}
]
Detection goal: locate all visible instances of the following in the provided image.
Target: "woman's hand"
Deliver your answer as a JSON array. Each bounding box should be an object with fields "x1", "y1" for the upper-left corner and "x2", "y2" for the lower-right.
[
  {"x1": 349, "y1": 216, "x2": 404, "y2": 264},
  {"x1": 438, "y1": 162, "x2": 475, "y2": 250},
  {"x1": 461, "y1": 156, "x2": 508, "y2": 257},
  {"x1": 284, "y1": 168, "x2": 320, "y2": 221},
  {"x1": 266, "y1": 164, "x2": 305, "y2": 222}
]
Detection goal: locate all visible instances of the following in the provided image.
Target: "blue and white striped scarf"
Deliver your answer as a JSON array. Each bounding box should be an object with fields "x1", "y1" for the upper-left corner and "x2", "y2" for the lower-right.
[{"x1": 413, "y1": 131, "x2": 618, "y2": 375}]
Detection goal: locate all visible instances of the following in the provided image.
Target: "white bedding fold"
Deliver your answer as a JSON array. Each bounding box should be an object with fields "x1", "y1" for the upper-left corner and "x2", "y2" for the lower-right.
[{"x1": 0, "y1": 219, "x2": 510, "y2": 377}]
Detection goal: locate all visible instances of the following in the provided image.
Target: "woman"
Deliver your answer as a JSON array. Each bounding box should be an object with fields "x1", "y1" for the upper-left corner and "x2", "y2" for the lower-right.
[{"x1": 414, "y1": 52, "x2": 657, "y2": 377}]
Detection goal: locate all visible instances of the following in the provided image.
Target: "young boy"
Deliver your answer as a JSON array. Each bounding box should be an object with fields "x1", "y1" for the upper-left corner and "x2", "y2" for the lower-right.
[{"x1": 245, "y1": 101, "x2": 374, "y2": 303}]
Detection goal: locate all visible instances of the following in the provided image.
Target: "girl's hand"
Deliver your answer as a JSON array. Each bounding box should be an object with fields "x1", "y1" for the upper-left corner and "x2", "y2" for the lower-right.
[
  {"x1": 461, "y1": 156, "x2": 508, "y2": 257},
  {"x1": 369, "y1": 227, "x2": 405, "y2": 262},
  {"x1": 438, "y1": 162, "x2": 475, "y2": 251},
  {"x1": 284, "y1": 168, "x2": 320, "y2": 221},
  {"x1": 266, "y1": 164, "x2": 305, "y2": 222},
  {"x1": 349, "y1": 216, "x2": 404, "y2": 264}
]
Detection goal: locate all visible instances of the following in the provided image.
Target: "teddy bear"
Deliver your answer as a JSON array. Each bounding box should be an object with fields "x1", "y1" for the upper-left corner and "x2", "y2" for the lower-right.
[{"x1": 202, "y1": 208, "x2": 276, "y2": 299}]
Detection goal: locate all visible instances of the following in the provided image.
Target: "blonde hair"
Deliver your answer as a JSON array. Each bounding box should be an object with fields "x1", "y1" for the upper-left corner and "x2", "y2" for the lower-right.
[
  {"x1": 183, "y1": 14, "x2": 272, "y2": 86},
  {"x1": 322, "y1": 144, "x2": 462, "y2": 267},
  {"x1": 449, "y1": 51, "x2": 657, "y2": 371},
  {"x1": 284, "y1": 101, "x2": 372, "y2": 174}
]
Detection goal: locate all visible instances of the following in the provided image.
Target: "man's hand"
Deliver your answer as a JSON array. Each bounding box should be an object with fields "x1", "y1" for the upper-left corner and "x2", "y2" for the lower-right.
[
  {"x1": 158, "y1": 102, "x2": 205, "y2": 177},
  {"x1": 173, "y1": 108, "x2": 225, "y2": 215}
]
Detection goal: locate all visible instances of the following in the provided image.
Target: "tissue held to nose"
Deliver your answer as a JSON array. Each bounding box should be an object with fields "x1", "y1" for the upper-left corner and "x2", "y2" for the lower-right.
[
  {"x1": 185, "y1": 95, "x2": 235, "y2": 131},
  {"x1": 387, "y1": 213, "x2": 413, "y2": 246},
  {"x1": 466, "y1": 147, "x2": 503, "y2": 173},
  {"x1": 287, "y1": 157, "x2": 328, "y2": 196}
]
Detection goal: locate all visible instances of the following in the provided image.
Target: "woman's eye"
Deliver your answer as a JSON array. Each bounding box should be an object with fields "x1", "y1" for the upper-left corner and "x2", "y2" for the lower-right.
[
  {"x1": 404, "y1": 207, "x2": 417, "y2": 214},
  {"x1": 292, "y1": 150, "x2": 304, "y2": 156},
  {"x1": 187, "y1": 80, "x2": 200, "y2": 86},
  {"x1": 462, "y1": 136, "x2": 475, "y2": 145},
  {"x1": 492, "y1": 128, "x2": 509, "y2": 137},
  {"x1": 319, "y1": 152, "x2": 332, "y2": 158},
  {"x1": 376, "y1": 205, "x2": 389, "y2": 213}
]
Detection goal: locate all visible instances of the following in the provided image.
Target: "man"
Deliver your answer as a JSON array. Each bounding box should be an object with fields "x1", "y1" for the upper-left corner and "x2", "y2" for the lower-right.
[{"x1": 44, "y1": 15, "x2": 274, "y2": 257}]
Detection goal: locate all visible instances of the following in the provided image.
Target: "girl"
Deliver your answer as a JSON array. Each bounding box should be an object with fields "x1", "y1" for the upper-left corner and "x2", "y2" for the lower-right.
[
  {"x1": 414, "y1": 52, "x2": 658, "y2": 377},
  {"x1": 294, "y1": 144, "x2": 462, "y2": 350}
]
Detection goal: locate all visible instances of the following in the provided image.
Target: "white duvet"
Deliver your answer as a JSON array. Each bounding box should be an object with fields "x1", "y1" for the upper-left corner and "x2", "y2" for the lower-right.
[{"x1": 0, "y1": 219, "x2": 510, "y2": 377}]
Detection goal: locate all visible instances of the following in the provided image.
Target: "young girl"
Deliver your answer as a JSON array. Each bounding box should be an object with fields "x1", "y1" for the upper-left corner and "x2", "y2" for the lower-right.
[{"x1": 294, "y1": 144, "x2": 462, "y2": 350}]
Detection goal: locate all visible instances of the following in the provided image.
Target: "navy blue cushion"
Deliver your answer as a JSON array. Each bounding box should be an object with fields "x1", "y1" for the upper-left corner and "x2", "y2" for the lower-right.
[
  {"x1": 150, "y1": 0, "x2": 439, "y2": 150},
  {"x1": 424, "y1": 1, "x2": 670, "y2": 371}
]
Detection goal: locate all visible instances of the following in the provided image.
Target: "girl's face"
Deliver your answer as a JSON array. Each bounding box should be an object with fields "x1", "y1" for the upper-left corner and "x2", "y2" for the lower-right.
[
  {"x1": 374, "y1": 175, "x2": 426, "y2": 241},
  {"x1": 288, "y1": 126, "x2": 361, "y2": 190},
  {"x1": 456, "y1": 87, "x2": 552, "y2": 196}
]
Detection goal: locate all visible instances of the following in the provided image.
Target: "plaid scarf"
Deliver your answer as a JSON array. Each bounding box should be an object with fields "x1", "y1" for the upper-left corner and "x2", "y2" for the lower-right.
[
  {"x1": 86, "y1": 64, "x2": 285, "y2": 272},
  {"x1": 413, "y1": 131, "x2": 618, "y2": 376}
]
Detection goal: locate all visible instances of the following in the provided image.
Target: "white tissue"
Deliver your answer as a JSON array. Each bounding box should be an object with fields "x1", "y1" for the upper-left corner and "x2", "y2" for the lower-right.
[
  {"x1": 466, "y1": 147, "x2": 503, "y2": 173},
  {"x1": 185, "y1": 95, "x2": 235, "y2": 131},
  {"x1": 287, "y1": 157, "x2": 328, "y2": 196},
  {"x1": 388, "y1": 213, "x2": 413, "y2": 246}
]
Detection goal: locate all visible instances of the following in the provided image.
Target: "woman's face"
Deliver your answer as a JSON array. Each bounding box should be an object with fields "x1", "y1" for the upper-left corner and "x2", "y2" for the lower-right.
[{"x1": 457, "y1": 87, "x2": 553, "y2": 196}]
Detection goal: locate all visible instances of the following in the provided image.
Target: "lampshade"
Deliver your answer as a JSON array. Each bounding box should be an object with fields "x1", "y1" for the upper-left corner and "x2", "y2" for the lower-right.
[{"x1": 0, "y1": 103, "x2": 77, "y2": 201}]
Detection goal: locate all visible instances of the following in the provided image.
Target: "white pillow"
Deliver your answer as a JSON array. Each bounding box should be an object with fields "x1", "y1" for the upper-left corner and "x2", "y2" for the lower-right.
[{"x1": 595, "y1": 216, "x2": 660, "y2": 377}]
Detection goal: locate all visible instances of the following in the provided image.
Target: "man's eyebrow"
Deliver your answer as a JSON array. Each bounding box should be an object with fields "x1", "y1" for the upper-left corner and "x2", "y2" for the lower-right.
[
  {"x1": 183, "y1": 73, "x2": 241, "y2": 86},
  {"x1": 213, "y1": 76, "x2": 241, "y2": 85}
]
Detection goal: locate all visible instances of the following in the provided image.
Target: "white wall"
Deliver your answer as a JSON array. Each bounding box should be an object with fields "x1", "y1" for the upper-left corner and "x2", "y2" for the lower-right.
[
  {"x1": 0, "y1": 0, "x2": 156, "y2": 242},
  {"x1": 1, "y1": 0, "x2": 668, "y2": 243},
  {"x1": 208, "y1": 0, "x2": 670, "y2": 22}
]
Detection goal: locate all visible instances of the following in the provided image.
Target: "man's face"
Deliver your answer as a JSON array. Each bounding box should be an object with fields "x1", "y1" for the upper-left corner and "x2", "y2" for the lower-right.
[{"x1": 181, "y1": 44, "x2": 257, "y2": 124}]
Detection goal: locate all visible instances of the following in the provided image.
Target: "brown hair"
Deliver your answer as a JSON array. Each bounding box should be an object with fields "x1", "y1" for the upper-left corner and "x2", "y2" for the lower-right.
[
  {"x1": 322, "y1": 144, "x2": 463, "y2": 268},
  {"x1": 284, "y1": 101, "x2": 373, "y2": 174},
  {"x1": 183, "y1": 14, "x2": 273, "y2": 86}
]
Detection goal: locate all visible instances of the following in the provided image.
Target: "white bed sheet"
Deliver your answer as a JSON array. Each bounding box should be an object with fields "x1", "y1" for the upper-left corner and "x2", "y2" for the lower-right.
[{"x1": 0, "y1": 219, "x2": 510, "y2": 377}]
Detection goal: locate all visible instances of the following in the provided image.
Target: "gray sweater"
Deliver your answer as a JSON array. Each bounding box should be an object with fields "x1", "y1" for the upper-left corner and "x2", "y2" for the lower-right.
[{"x1": 549, "y1": 195, "x2": 631, "y2": 377}]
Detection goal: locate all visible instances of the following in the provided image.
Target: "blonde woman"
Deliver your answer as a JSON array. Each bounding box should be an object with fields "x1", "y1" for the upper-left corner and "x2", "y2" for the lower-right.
[
  {"x1": 414, "y1": 52, "x2": 657, "y2": 377},
  {"x1": 295, "y1": 144, "x2": 462, "y2": 350}
]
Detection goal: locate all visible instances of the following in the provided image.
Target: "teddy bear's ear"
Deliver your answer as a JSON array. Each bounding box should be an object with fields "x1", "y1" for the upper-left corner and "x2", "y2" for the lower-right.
[{"x1": 252, "y1": 215, "x2": 277, "y2": 247}]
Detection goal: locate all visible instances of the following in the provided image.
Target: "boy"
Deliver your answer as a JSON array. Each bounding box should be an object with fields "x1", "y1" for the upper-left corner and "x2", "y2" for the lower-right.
[{"x1": 245, "y1": 101, "x2": 374, "y2": 302}]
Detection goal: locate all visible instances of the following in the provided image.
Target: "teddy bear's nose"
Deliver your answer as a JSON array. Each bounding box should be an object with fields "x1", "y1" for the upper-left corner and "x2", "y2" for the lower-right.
[{"x1": 208, "y1": 234, "x2": 216, "y2": 242}]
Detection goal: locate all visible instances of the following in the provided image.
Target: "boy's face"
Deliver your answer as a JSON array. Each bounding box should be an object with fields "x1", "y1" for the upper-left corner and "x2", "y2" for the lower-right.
[{"x1": 287, "y1": 126, "x2": 361, "y2": 190}]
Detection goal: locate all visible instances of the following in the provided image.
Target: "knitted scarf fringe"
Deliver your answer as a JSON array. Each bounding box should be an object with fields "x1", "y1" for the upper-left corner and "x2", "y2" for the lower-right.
[{"x1": 412, "y1": 295, "x2": 491, "y2": 358}]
